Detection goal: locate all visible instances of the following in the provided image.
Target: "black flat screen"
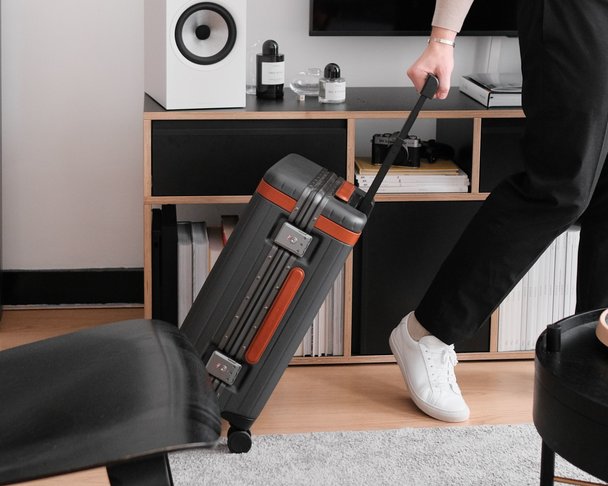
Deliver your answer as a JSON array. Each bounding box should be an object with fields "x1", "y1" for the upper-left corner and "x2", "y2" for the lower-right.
[{"x1": 310, "y1": 0, "x2": 518, "y2": 37}]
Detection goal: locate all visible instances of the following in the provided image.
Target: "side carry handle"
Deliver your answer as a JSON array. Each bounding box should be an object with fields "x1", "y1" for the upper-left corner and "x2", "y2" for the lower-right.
[{"x1": 357, "y1": 74, "x2": 439, "y2": 216}]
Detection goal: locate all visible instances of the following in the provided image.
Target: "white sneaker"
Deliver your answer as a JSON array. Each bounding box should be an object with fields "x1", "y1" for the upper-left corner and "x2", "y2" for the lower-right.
[{"x1": 389, "y1": 312, "x2": 470, "y2": 422}]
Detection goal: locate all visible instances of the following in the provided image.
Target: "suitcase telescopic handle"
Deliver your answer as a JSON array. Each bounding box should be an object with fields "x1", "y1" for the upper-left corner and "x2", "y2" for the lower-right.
[{"x1": 357, "y1": 74, "x2": 439, "y2": 216}]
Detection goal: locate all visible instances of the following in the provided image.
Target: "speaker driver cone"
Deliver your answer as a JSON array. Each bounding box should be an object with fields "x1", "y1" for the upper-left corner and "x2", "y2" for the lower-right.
[{"x1": 175, "y1": 2, "x2": 237, "y2": 65}]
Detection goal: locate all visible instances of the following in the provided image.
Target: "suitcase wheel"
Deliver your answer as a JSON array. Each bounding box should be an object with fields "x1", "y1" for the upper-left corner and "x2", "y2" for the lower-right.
[{"x1": 227, "y1": 426, "x2": 252, "y2": 453}]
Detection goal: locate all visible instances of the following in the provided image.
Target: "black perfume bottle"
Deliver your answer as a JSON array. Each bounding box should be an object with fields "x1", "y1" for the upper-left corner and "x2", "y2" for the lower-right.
[{"x1": 256, "y1": 40, "x2": 285, "y2": 99}]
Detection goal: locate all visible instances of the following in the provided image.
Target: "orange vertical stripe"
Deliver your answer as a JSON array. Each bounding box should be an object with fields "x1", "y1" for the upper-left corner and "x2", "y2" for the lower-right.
[{"x1": 245, "y1": 267, "x2": 306, "y2": 365}]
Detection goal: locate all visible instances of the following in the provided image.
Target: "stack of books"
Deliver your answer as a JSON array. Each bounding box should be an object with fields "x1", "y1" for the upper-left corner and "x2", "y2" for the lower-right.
[
  {"x1": 498, "y1": 226, "x2": 580, "y2": 352},
  {"x1": 293, "y1": 269, "x2": 344, "y2": 358},
  {"x1": 355, "y1": 157, "x2": 469, "y2": 193},
  {"x1": 459, "y1": 72, "x2": 522, "y2": 108},
  {"x1": 175, "y1": 216, "x2": 234, "y2": 326}
]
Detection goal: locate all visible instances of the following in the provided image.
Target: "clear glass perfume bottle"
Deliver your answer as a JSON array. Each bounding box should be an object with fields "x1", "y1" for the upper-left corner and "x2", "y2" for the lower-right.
[
  {"x1": 289, "y1": 68, "x2": 322, "y2": 100},
  {"x1": 319, "y1": 63, "x2": 346, "y2": 104},
  {"x1": 246, "y1": 39, "x2": 262, "y2": 95}
]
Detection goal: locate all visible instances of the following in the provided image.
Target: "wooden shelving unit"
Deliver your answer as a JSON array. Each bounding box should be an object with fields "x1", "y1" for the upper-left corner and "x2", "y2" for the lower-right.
[{"x1": 143, "y1": 87, "x2": 529, "y2": 363}]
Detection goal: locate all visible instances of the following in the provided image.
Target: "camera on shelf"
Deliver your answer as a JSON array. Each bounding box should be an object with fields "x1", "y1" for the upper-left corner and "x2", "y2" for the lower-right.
[
  {"x1": 371, "y1": 132, "x2": 422, "y2": 167},
  {"x1": 371, "y1": 133, "x2": 456, "y2": 167}
]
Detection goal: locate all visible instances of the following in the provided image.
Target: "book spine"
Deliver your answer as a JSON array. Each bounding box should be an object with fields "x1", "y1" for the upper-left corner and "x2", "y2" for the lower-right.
[
  {"x1": 160, "y1": 205, "x2": 178, "y2": 326},
  {"x1": 459, "y1": 77, "x2": 491, "y2": 107}
]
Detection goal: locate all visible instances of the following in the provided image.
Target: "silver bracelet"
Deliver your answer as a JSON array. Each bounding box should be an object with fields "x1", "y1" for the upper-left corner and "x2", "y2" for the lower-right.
[{"x1": 428, "y1": 37, "x2": 456, "y2": 47}]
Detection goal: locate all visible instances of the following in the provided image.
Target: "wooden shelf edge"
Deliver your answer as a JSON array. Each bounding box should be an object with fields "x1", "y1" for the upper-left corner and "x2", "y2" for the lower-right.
[
  {"x1": 458, "y1": 351, "x2": 535, "y2": 361},
  {"x1": 290, "y1": 351, "x2": 534, "y2": 365},
  {"x1": 145, "y1": 194, "x2": 490, "y2": 205},
  {"x1": 145, "y1": 195, "x2": 252, "y2": 205},
  {"x1": 144, "y1": 109, "x2": 525, "y2": 122},
  {"x1": 375, "y1": 193, "x2": 488, "y2": 202}
]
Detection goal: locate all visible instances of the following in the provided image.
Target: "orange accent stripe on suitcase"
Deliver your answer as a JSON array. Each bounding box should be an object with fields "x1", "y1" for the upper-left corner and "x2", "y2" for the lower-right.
[
  {"x1": 256, "y1": 179, "x2": 297, "y2": 213},
  {"x1": 245, "y1": 267, "x2": 306, "y2": 365},
  {"x1": 314, "y1": 216, "x2": 361, "y2": 246},
  {"x1": 335, "y1": 181, "x2": 356, "y2": 203}
]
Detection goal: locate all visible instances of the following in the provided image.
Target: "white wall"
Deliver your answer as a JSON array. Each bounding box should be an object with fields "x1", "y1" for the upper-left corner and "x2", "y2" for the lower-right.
[
  {"x1": 2, "y1": 0, "x2": 144, "y2": 269},
  {"x1": 1, "y1": 0, "x2": 520, "y2": 271}
]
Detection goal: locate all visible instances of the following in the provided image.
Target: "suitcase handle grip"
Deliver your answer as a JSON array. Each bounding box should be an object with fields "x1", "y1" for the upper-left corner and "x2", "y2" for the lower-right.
[{"x1": 357, "y1": 74, "x2": 439, "y2": 216}]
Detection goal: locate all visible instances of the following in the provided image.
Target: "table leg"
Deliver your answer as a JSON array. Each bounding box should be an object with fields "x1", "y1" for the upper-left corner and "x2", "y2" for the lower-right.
[{"x1": 540, "y1": 441, "x2": 556, "y2": 486}]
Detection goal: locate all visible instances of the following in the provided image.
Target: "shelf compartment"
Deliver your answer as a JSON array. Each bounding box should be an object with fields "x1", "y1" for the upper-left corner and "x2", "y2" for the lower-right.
[
  {"x1": 151, "y1": 119, "x2": 347, "y2": 196},
  {"x1": 352, "y1": 200, "x2": 490, "y2": 356}
]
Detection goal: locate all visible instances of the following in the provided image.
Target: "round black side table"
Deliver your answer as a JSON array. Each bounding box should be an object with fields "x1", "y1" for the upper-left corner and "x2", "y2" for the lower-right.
[{"x1": 534, "y1": 309, "x2": 608, "y2": 485}]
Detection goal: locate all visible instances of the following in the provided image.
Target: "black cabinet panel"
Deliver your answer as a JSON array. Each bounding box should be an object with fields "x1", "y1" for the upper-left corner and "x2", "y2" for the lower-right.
[
  {"x1": 479, "y1": 118, "x2": 526, "y2": 192},
  {"x1": 436, "y1": 118, "x2": 474, "y2": 180},
  {"x1": 152, "y1": 119, "x2": 347, "y2": 196},
  {"x1": 352, "y1": 201, "x2": 490, "y2": 355}
]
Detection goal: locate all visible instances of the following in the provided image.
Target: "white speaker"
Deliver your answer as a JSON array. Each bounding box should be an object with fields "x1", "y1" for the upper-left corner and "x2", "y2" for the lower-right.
[{"x1": 145, "y1": 0, "x2": 246, "y2": 110}]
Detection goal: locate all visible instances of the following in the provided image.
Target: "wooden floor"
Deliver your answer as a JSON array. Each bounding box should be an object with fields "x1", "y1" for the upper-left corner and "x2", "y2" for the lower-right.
[{"x1": 0, "y1": 307, "x2": 534, "y2": 486}]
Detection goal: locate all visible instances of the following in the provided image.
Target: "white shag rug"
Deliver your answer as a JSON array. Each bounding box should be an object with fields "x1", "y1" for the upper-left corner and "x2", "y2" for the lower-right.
[{"x1": 169, "y1": 423, "x2": 603, "y2": 485}]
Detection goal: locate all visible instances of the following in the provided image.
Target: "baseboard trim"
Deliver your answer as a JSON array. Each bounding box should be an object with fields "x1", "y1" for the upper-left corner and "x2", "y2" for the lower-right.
[{"x1": 2, "y1": 269, "x2": 144, "y2": 306}]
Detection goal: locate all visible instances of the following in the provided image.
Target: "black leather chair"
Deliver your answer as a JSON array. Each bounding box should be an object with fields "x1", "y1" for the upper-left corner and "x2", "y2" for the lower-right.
[{"x1": 0, "y1": 319, "x2": 221, "y2": 486}]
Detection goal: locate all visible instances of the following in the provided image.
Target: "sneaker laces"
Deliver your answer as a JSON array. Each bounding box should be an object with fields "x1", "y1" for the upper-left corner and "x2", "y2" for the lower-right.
[{"x1": 422, "y1": 343, "x2": 460, "y2": 390}]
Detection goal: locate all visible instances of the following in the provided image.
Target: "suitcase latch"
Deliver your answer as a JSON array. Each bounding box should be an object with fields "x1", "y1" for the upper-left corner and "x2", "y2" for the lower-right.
[
  {"x1": 274, "y1": 222, "x2": 312, "y2": 257},
  {"x1": 206, "y1": 350, "x2": 242, "y2": 386}
]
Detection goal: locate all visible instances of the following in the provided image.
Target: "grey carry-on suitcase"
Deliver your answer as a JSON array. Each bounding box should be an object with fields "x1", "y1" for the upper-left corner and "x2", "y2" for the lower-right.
[{"x1": 180, "y1": 75, "x2": 438, "y2": 452}]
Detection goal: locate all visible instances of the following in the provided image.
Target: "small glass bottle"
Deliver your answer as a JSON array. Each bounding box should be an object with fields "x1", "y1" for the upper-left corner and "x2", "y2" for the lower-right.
[
  {"x1": 256, "y1": 40, "x2": 285, "y2": 100},
  {"x1": 289, "y1": 67, "x2": 322, "y2": 101},
  {"x1": 319, "y1": 63, "x2": 346, "y2": 104},
  {"x1": 246, "y1": 39, "x2": 262, "y2": 95}
]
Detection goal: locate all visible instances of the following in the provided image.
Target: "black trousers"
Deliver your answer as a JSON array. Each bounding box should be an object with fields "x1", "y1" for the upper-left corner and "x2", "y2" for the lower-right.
[{"x1": 416, "y1": 0, "x2": 608, "y2": 344}]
